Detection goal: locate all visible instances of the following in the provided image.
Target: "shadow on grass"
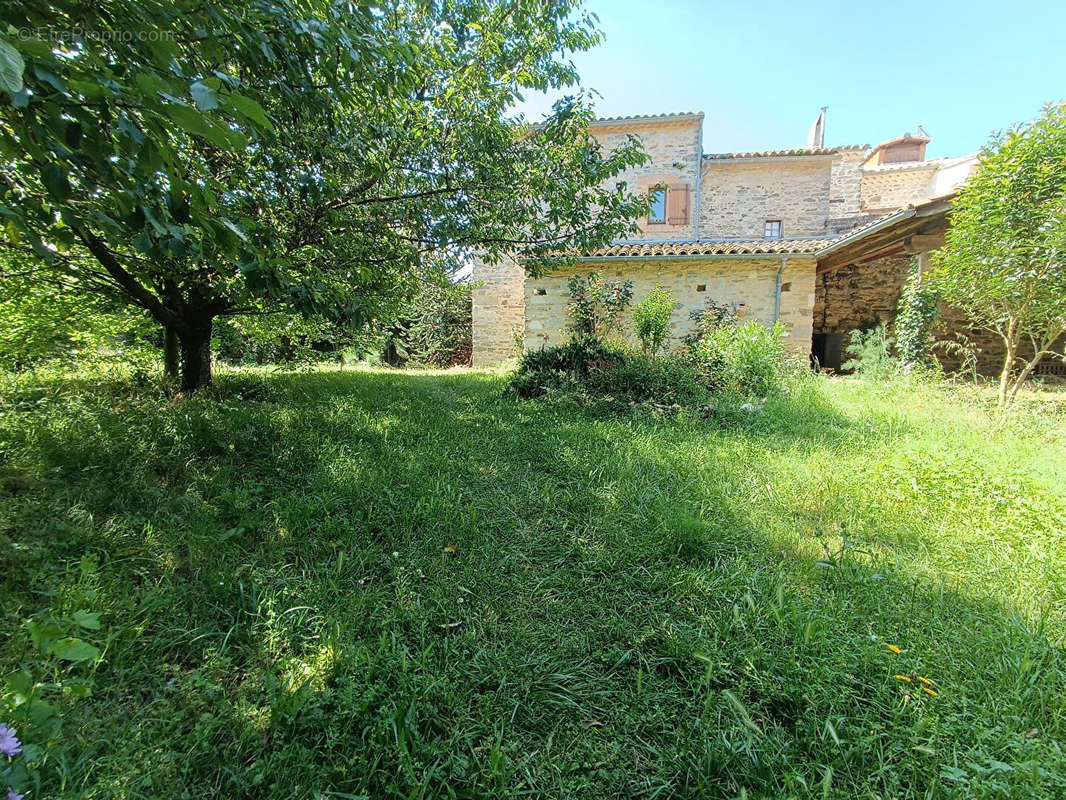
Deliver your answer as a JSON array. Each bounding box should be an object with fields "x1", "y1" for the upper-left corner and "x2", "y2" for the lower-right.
[{"x1": 1, "y1": 366, "x2": 1062, "y2": 799}]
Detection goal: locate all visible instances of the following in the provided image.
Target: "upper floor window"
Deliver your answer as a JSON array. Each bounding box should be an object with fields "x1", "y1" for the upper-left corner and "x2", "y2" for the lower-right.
[
  {"x1": 764, "y1": 220, "x2": 782, "y2": 239},
  {"x1": 640, "y1": 179, "x2": 690, "y2": 226},
  {"x1": 649, "y1": 186, "x2": 667, "y2": 224}
]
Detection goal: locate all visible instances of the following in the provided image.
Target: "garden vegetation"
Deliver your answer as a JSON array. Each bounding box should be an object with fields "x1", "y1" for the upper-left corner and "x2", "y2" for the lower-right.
[{"x1": 0, "y1": 365, "x2": 1064, "y2": 797}]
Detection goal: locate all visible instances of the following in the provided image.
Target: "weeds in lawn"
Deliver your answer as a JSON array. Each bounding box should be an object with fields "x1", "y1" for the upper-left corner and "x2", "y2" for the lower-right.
[{"x1": 1, "y1": 365, "x2": 1064, "y2": 798}]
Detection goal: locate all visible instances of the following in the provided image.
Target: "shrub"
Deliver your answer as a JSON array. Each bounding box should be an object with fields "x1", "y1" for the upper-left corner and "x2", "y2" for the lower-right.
[
  {"x1": 682, "y1": 301, "x2": 742, "y2": 349},
  {"x1": 506, "y1": 337, "x2": 626, "y2": 398},
  {"x1": 691, "y1": 320, "x2": 791, "y2": 397},
  {"x1": 633, "y1": 285, "x2": 675, "y2": 355},
  {"x1": 566, "y1": 272, "x2": 634, "y2": 340},
  {"x1": 508, "y1": 338, "x2": 710, "y2": 406},
  {"x1": 842, "y1": 324, "x2": 899, "y2": 380}
]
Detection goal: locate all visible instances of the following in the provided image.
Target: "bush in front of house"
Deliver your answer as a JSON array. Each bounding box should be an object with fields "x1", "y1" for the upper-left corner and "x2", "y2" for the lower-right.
[
  {"x1": 841, "y1": 323, "x2": 900, "y2": 381},
  {"x1": 689, "y1": 318, "x2": 793, "y2": 397},
  {"x1": 506, "y1": 336, "x2": 626, "y2": 398},
  {"x1": 508, "y1": 296, "x2": 797, "y2": 408},
  {"x1": 633, "y1": 285, "x2": 675, "y2": 355},
  {"x1": 507, "y1": 337, "x2": 710, "y2": 405}
]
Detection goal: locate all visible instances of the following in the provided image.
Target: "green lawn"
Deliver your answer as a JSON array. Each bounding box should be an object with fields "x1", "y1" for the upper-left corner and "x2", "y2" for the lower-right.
[{"x1": 1, "y1": 366, "x2": 1065, "y2": 798}]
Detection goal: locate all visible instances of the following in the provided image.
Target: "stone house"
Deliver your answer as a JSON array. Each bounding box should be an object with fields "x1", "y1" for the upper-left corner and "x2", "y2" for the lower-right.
[{"x1": 471, "y1": 111, "x2": 982, "y2": 371}]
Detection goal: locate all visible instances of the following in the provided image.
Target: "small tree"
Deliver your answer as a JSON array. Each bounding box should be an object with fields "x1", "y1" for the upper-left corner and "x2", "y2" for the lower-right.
[
  {"x1": 633, "y1": 285, "x2": 675, "y2": 355},
  {"x1": 565, "y1": 272, "x2": 633, "y2": 340},
  {"x1": 931, "y1": 102, "x2": 1066, "y2": 407}
]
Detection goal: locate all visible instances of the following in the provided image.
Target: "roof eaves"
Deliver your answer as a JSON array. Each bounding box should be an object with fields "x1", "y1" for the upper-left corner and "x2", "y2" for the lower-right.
[
  {"x1": 703, "y1": 144, "x2": 869, "y2": 161},
  {"x1": 590, "y1": 112, "x2": 704, "y2": 127}
]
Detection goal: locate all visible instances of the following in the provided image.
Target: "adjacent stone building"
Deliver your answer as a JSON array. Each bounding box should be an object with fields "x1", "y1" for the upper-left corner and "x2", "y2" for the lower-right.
[{"x1": 472, "y1": 111, "x2": 979, "y2": 370}]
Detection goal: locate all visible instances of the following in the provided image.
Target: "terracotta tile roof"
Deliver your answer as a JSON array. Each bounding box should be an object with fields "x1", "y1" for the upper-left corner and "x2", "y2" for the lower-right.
[
  {"x1": 564, "y1": 238, "x2": 834, "y2": 259},
  {"x1": 703, "y1": 145, "x2": 867, "y2": 160},
  {"x1": 590, "y1": 112, "x2": 703, "y2": 126}
]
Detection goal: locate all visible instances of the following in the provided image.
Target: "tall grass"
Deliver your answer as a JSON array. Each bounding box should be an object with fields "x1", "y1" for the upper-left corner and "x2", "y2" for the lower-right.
[{"x1": 0, "y1": 365, "x2": 1064, "y2": 798}]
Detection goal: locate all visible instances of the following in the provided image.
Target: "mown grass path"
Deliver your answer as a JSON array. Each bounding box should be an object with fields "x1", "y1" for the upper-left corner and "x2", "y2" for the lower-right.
[{"x1": 1, "y1": 367, "x2": 1064, "y2": 798}]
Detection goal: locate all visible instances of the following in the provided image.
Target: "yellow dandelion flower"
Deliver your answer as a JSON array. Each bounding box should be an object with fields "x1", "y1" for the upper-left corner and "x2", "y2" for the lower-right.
[
  {"x1": 887, "y1": 644, "x2": 901, "y2": 654},
  {"x1": 894, "y1": 675, "x2": 912, "y2": 683},
  {"x1": 918, "y1": 676, "x2": 934, "y2": 687},
  {"x1": 922, "y1": 687, "x2": 939, "y2": 697}
]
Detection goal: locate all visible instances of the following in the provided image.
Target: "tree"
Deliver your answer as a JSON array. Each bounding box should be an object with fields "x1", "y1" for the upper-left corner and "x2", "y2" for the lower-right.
[
  {"x1": 0, "y1": 1, "x2": 647, "y2": 390},
  {"x1": 931, "y1": 102, "x2": 1066, "y2": 407}
]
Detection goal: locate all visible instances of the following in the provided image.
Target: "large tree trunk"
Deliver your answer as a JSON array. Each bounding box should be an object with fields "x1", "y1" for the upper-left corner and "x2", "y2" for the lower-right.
[
  {"x1": 163, "y1": 325, "x2": 180, "y2": 380},
  {"x1": 178, "y1": 318, "x2": 214, "y2": 392}
]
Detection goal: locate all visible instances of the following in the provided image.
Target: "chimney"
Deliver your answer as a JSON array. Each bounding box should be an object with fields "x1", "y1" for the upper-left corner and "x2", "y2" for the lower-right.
[{"x1": 807, "y1": 107, "x2": 827, "y2": 148}]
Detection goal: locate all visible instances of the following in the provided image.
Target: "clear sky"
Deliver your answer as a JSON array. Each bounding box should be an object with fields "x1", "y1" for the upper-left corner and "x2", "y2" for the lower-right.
[{"x1": 514, "y1": 0, "x2": 1066, "y2": 159}]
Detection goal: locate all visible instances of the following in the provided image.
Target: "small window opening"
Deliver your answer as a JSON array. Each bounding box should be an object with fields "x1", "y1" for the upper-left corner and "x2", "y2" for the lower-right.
[
  {"x1": 648, "y1": 186, "x2": 667, "y2": 224},
  {"x1": 533, "y1": 287, "x2": 547, "y2": 296},
  {"x1": 696, "y1": 284, "x2": 706, "y2": 292},
  {"x1": 764, "y1": 220, "x2": 783, "y2": 239},
  {"x1": 780, "y1": 282, "x2": 792, "y2": 292}
]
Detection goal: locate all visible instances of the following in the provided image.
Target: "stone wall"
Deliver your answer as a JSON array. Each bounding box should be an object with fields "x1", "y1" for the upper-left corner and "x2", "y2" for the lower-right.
[
  {"x1": 860, "y1": 164, "x2": 937, "y2": 213},
  {"x1": 828, "y1": 148, "x2": 869, "y2": 231},
  {"x1": 471, "y1": 253, "x2": 524, "y2": 367},
  {"x1": 699, "y1": 158, "x2": 832, "y2": 238},
  {"x1": 810, "y1": 252, "x2": 1062, "y2": 379},
  {"x1": 593, "y1": 118, "x2": 702, "y2": 241},
  {"x1": 813, "y1": 253, "x2": 911, "y2": 335},
  {"x1": 525, "y1": 257, "x2": 816, "y2": 352}
]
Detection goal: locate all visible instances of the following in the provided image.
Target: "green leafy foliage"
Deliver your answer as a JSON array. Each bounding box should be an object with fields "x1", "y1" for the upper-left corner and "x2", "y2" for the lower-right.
[
  {"x1": 931, "y1": 102, "x2": 1066, "y2": 407},
  {"x1": 383, "y1": 281, "x2": 475, "y2": 367},
  {"x1": 0, "y1": 558, "x2": 104, "y2": 800},
  {"x1": 566, "y1": 272, "x2": 635, "y2": 340},
  {"x1": 0, "y1": 1, "x2": 648, "y2": 389},
  {"x1": 212, "y1": 314, "x2": 364, "y2": 367},
  {"x1": 632, "y1": 285, "x2": 676, "y2": 355},
  {"x1": 0, "y1": 265, "x2": 156, "y2": 370},
  {"x1": 842, "y1": 324, "x2": 900, "y2": 381},
  {"x1": 689, "y1": 319, "x2": 793, "y2": 397},
  {"x1": 895, "y1": 259, "x2": 941, "y2": 372},
  {"x1": 508, "y1": 316, "x2": 794, "y2": 408}
]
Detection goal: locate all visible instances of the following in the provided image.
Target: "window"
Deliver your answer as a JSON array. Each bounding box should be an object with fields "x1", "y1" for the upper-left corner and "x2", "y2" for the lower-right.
[
  {"x1": 696, "y1": 284, "x2": 706, "y2": 292},
  {"x1": 648, "y1": 186, "x2": 667, "y2": 224},
  {"x1": 764, "y1": 220, "x2": 782, "y2": 239}
]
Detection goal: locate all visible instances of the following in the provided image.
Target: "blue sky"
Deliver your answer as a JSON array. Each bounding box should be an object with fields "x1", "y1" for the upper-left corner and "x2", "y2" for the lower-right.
[{"x1": 514, "y1": 0, "x2": 1066, "y2": 159}]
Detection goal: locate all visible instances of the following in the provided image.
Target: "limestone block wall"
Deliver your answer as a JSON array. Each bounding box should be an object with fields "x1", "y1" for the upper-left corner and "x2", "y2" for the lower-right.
[
  {"x1": 524, "y1": 257, "x2": 816, "y2": 352},
  {"x1": 860, "y1": 164, "x2": 937, "y2": 213},
  {"x1": 593, "y1": 118, "x2": 702, "y2": 241},
  {"x1": 471, "y1": 253, "x2": 524, "y2": 367},
  {"x1": 699, "y1": 159, "x2": 832, "y2": 238},
  {"x1": 828, "y1": 148, "x2": 869, "y2": 231}
]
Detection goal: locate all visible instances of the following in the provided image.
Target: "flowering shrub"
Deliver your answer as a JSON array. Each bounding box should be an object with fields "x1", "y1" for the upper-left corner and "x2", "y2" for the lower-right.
[{"x1": 566, "y1": 273, "x2": 634, "y2": 340}]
